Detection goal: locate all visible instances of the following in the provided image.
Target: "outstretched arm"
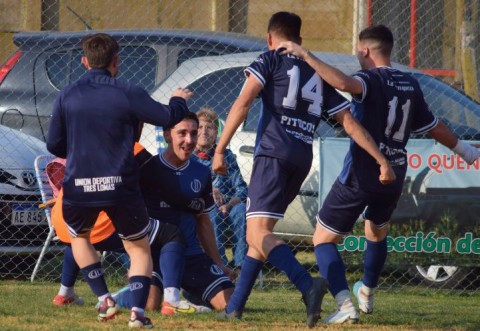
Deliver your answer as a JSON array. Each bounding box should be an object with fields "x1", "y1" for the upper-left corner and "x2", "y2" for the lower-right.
[
  {"x1": 278, "y1": 41, "x2": 363, "y2": 95},
  {"x1": 212, "y1": 75, "x2": 262, "y2": 175},
  {"x1": 334, "y1": 109, "x2": 396, "y2": 184},
  {"x1": 428, "y1": 121, "x2": 480, "y2": 164}
]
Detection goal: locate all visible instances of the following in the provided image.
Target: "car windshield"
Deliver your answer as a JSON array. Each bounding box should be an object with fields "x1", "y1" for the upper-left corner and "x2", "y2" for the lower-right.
[
  {"x1": 413, "y1": 73, "x2": 480, "y2": 140},
  {"x1": 184, "y1": 66, "x2": 480, "y2": 141},
  {"x1": 185, "y1": 66, "x2": 262, "y2": 125}
]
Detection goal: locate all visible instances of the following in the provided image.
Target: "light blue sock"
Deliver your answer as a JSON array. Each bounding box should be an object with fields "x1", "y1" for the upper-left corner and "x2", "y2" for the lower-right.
[{"x1": 111, "y1": 286, "x2": 131, "y2": 309}]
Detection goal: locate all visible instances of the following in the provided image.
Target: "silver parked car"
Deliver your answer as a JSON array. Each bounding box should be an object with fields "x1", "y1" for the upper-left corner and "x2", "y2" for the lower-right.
[
  {"x1": 141, "y1": 51, "x2": 480, "y2": 286},
  {"x1": 0, "y1": 125, "x2": 51, "y2": 277}
]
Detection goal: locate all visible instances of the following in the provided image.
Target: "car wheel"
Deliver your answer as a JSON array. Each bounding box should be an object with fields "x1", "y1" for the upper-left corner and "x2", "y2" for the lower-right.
[{"x1": 412, "y1": 264, "x2": 469, "y2": 288}]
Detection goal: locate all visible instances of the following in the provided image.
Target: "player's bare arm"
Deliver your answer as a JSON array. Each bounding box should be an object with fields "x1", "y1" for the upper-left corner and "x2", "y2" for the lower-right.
[
  {"x1": 212, "y1": 75, "x2": 262, "y2": 175},
  {"x1": 194, "y1": 213, "x2": 236, "y2": 279},
  {"x1": 334, "y1": 109, "x2": 396, "y2": 184},
  {"x1": 428, "y1": 121, "x2": 480, "y2": 165},
  {"x1": 277, "y1": 41, "x2": 363, "y2": 95}
]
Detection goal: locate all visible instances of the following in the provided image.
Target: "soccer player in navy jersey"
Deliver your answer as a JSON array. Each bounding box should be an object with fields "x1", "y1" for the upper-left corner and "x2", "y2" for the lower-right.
[
  {"x1": 278, "y1": 25, "x2": 480, "y2": 323},
  {"x1": 135, "y1": 112, "x2": 236, "y2": 313},
  {"x1": 212, "y1": 13, "x2": 395, "y2": 327},
  {"x1": 46, "y1": 33, "x2": 193, "y2": 328}
]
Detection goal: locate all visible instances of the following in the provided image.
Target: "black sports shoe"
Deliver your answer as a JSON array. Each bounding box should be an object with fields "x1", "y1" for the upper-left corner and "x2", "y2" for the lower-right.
[
  {"x1": 303, "y1": 277, "x2": 328, "y2": 328},
  {"x1": 215, "y1": 309, "x2": 243, "y2": 320}
]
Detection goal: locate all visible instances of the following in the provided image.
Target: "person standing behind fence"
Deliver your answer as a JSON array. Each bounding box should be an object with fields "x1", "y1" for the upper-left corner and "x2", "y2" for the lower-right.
[
  {"x1": 46, "y1": 32, "x2": 193, "y2": 328},
  {"x1": 278, "y1": 25, "x2": 480, "y2": 324},
  {"x1": 212, "y1": 12, "x2": 395, "y2": 327},
  {"x1": 193, "y1": 107, "x2": 248, "y2": 270}
]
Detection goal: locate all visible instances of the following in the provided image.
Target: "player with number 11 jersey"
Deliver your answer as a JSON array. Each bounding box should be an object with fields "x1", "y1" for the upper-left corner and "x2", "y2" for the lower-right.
[{"x1": 341, "y1": 67, "x2": 437, "y2": 193}]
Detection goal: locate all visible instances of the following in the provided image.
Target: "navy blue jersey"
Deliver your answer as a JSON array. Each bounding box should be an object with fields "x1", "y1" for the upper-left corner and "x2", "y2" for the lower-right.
[
  {"x1": 139, "y1": 153, "x2": 215, "y2": 256},
  {"x1": 338, "y1": 67, "x2": 438, "y2": 192},
  {"x1": 246, "y1": 51, "x2": 349, "y2": 169},
  {"x1": 47, "y1": 69, "x2": 189, "y2": 206}
]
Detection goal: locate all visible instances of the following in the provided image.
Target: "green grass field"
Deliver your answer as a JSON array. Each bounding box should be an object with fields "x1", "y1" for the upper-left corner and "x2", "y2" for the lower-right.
[{"x1": 1, "y1": 280, "x2": 479, "y2": 330}]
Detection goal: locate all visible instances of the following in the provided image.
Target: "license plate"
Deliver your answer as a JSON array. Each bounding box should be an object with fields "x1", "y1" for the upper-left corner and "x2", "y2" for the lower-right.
[{"x1": 11, "y1": 204, "x2": 47, "y2": 226}]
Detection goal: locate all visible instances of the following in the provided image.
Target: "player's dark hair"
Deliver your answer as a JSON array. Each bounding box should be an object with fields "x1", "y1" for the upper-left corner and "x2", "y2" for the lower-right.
[
  {"x1": 81, "y1": 33, "x2": 119, "y2": 69},
  {"x1": 359, "y1": 25, "x2": 394, "y2": 56},
  {"x1": 164, "y1": 112, "x2": 199, "y2": 132},
  {"x1": 267, "y1": 11, "x2": 302, "y2": 43}
]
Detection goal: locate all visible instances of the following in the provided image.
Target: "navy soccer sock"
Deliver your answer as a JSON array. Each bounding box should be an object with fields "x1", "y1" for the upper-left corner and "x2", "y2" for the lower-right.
[
  {"x1": 129, "y1": 275, "x2": 151, "y2": 312},
  {"x1": 61, "y1": 246, "x2": 80, "y2": 287},
  {"x1": 225, "y1": 256, "x2": 263, "y2": 314},
  {"x1": 314, "y1": 243, "x2": 348, "y2": 297},
  {"x1": 160, "y1": 241, "x2": 185, "y2": 288},
  {"x1": 267, "y1": 244, "x2": 313, "y2": 296},
  {"x1": 362, "y1": 238, "x2": 387, "y2": 288},
  {"x1": 80, "y1": 262, "x2": 109, "y2": 297}
]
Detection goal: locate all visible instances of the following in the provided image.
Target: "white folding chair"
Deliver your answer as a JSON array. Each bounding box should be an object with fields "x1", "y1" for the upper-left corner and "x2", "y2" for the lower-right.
[{"x1": 30, "y1": 154, "x2": 57, "y2": 282}]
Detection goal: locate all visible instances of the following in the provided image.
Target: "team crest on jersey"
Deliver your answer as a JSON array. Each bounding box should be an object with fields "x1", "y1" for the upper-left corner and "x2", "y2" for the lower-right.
[
  {"x1": 190, "y1": 179, "x2": 202, "y2": 193},
  {"x1": 246, "y1": 197, "x2": 250, "y2": 211},
  {"x1": 210, "y1": 264, "x2": 224, "y2": 276},
  {"x1": 254, "y1": 57, "x2": 264, "y2": 64}
]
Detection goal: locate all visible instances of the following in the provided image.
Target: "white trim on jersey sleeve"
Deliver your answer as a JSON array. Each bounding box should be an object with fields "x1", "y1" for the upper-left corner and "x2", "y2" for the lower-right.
[
  {"x1": 246, "y1": 211, "x2": 284, "y2": 219},
  {"x1": 351, "y1": 75, "x2": 367, "y2": 103},
  {"x1": 412, "y1": 117, "x2": 439, "y2": 134},
  {"x1": 202, "y1": 203, "x2": 216, "y2": 214},
  {"x1": 245, "y1": 67, "x2": 266, "y2": 86},
  {"x1": 326, "y1": 100, "x2": 350, "y2": 117}
]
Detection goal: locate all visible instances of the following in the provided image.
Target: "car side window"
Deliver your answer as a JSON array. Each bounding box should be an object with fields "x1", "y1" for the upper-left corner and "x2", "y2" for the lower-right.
[
  {"x1": 46, "y1": 52, "x2": 70, "y2": 89},
  {"x1": 177, "y1": 49, "x2": 218, "y2": 66},
  {"x1": 46, "y1": 46, "x2": 158, "y2": 92},
  {"x1": 70, "y1": 49, "x2": 85, "y2": 82},
  {"x1": 117, "y1": 46, "x2": 157, "y2": 92}
]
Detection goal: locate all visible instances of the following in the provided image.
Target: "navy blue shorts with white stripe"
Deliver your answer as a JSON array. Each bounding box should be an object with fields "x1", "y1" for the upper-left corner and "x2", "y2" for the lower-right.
[
  {"x1": 317, "y1": 176, "x2": 401, "y2": 236},
  {"x1": 246, "y1": 155, "x2": 310, "y2": 220}
]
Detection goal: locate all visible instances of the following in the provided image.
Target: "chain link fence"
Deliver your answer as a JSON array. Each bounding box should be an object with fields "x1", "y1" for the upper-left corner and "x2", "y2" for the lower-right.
[{"x1": 0, "y1": 0, "x2": 479, "y2": 294}]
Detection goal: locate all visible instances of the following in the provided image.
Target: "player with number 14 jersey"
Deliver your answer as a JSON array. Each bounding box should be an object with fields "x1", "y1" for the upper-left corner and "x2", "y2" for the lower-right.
[{"x1": 247, "y1": 51, "x2": 349, "y2": 171}]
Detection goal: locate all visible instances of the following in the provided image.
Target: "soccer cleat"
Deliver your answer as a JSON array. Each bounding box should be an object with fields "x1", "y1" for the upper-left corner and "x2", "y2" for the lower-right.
[
  {"x1": 302, "y1": 277, "x2": 328, "y2": 328},
  {"x1": 322, "y1": 301, "x2": 359, "y2": 324},
  {"x1": 180, "y1": 300, "x2": 212, "y2": 313},
  {"x1": 215, "y1": 309, "x2": 243, "y2": 320},
  {"x1": 353, "y1": 281, "x2": 374, "y2": 314},
  {"x1": 97, "y1": 296, "x2": 119, "y2": 322},
  {"x1": 52, "y1": 294, "x2": 85, "y2": 306},
  {"x1": 161, "y1": 301, "x2": 198, "y2": 315},
  {"x1": 128, "y1": 311, "x2": 153, "y2": 329}
]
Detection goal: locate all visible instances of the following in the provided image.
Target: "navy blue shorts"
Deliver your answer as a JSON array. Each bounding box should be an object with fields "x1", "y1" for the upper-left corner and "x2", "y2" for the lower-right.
[
  {"x1": 317, "y1": 177, "x2": 401, "y2": 236},
  {"x1": 149, "y1": 218, "x2": 185, "y2": 265},
  {"x1": 247, "y1": 156, "x2": 309, "y2": 220},
  {"x1": 92, "y1": 232, "x2": 124, "y2": 252},
  {"x1": 153, "y1": 253, "x2": 234, "y2": 305},
  {"x1": 62, "y1": 198, "x2": 150, "y2": 241},
  {"x1": 148, "y1": 218, "x2": 184, "y2": 250}
]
